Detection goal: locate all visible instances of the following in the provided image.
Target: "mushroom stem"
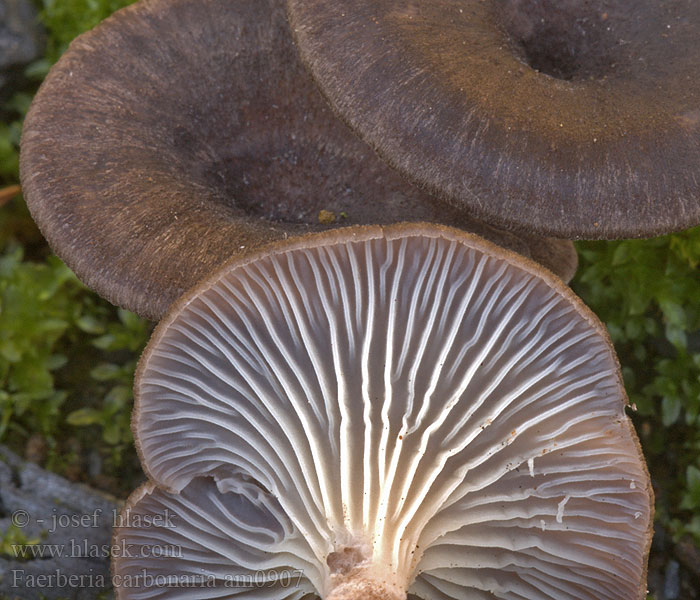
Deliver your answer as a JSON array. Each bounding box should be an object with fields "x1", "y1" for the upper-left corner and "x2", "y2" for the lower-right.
[{"x1": 327, "y1": 566, "x2": 406, "y2": 600}]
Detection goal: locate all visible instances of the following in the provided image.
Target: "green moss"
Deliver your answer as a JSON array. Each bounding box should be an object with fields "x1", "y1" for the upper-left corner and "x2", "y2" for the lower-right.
[
  {"x1": 38, "y1": 0, "x2": 138, "y2": 63},
  {"x1": 0, "y1": 524, "x2": 42, "y2": 561},
  {"x1": 0, "y1": 248, "x2": 76, "y2": 438},
  {"x1": 0, "y1": 122, "x2": 21, "y2": 182},
  {"x1": 573, "y1": 226, "x2": 700, "y2": 544},
  {"x1": 0, "y1": 244, "x2": 149, "y2": 459}
]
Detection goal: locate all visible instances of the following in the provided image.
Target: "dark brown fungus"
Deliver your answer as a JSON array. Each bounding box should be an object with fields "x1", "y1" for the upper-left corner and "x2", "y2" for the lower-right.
[
  {"x1": 19, "y1": 0, "x2": 577, "y2": 321},
  {"x1": 287, "y1": 0, "x2": 700, "y2": 239}
]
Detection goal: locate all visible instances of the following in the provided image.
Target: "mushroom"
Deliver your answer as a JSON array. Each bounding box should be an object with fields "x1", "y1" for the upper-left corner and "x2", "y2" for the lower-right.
[
  {"x1": 286, "y1": 0, "x2": 700, "y2": 239},
  {"x1": 19, "y1": 0, "x2": 577, "y2": 321},
  {"x1": 114, "y1": 223, "x2": 652, "y2": 599}
]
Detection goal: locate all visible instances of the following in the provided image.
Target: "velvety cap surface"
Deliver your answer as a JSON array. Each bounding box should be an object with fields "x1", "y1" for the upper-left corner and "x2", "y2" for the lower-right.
[
  {"x1": 119, "y1": 224, "x2": 652, "y2": 599},
  {"x1": 287, "y1": 0, "x2": 700, "y2": 239},
  {"x1": 20, "y1": 0, "x2": 576, "y2": 320}
]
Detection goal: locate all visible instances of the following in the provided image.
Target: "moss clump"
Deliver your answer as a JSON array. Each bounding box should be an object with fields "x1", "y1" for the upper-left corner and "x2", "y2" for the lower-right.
[{"x1": 573, "y1": 226, "x2": 700, "y2": 544}]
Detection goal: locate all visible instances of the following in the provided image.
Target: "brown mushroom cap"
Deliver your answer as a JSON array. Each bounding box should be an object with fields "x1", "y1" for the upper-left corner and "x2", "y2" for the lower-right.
[
  {"x1": 287, "y1": 0, "x2": 700, "y2": 239},
  {"x1": 19, "y1": 0, "x2": 576, "y2": 321},
  {"x1": 120, "y1": 223, "x2": 652, "y2": 599}
]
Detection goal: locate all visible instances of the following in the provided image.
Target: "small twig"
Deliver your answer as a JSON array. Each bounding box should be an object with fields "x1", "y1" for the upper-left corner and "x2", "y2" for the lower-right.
[{"x1": 0, "y1": 184, "x2": 21, "y2": 207}]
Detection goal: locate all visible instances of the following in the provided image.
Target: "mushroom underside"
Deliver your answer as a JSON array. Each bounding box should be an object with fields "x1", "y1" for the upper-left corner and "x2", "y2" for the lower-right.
[{"x1": 116, "y1": 224, "x2": 652, "y2": 599}]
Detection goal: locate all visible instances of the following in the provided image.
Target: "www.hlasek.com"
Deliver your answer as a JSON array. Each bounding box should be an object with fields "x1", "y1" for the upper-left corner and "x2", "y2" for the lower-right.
[
  {"x1": 10, "y1": 538, "x2": 182, "y2": 560},
  {"x1": 12, "y1": 569, "x2": 307, "y2": 590}
]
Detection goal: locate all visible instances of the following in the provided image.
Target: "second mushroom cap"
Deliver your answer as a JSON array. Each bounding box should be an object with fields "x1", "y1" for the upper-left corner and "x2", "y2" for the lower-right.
[{"x1": 287, "y1": 0, "x2": 700, "y2": 239}]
